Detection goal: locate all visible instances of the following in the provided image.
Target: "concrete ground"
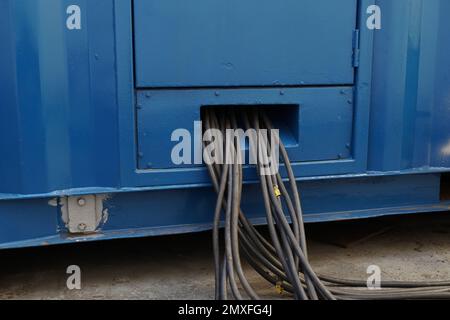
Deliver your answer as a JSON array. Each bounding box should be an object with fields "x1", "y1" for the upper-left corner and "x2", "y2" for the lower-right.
[{"x1": 1, "y1": 212, "x2": 450, "y2": 300}]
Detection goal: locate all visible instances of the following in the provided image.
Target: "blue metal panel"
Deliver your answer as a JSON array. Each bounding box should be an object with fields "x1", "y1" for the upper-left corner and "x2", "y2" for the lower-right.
[
  {"x1": 102, "y1": 175, "x2": 439, "y2": 232},
  {"x1": 430, "y1": 0, "x2": 450, "y2": 168},
  {"x1": 0, "y1": 173, "x2": 447, "y2": 249},
  {"x1": 133, "y1": 0, "x2": 357, "y2": 88},
  {"x1": 1, "y1": 0, "x2": 450, "y2": 250},
  {"x1": 117, "y1": 0, "x2": 372, "y2": 188},
  {"x1": 0, "y1": 0, "x2": 22, "y2": 194},
  {"x1": 102, "y1": 174, "x2": 442, "y2": 233},
  {"x1": 0, "y1": 0, "x2": 120, "y2": 195},
  {"x1": 368, "y1": 0, "x2": 450, "y2": 172},
  {"x1": 137, "y1": 87, "x2": 354, "y2": 169},
  {"x1": 0, "y1": 198, "x2": 58, "y2": 245}
]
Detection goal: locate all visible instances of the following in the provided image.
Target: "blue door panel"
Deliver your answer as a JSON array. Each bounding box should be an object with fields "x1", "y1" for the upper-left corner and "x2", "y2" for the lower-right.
[
  {"x1": 133, "y1": 0, "x2": 357, "y2": 88},
  {"x1": 136, "y1": 87, "x2": 354, "y2": 169}
]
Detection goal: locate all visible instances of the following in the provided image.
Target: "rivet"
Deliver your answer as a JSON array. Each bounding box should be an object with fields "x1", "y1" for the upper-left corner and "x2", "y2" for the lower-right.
[{"x1": 77, "y1": 198, "x2": 86, "y2": 207}]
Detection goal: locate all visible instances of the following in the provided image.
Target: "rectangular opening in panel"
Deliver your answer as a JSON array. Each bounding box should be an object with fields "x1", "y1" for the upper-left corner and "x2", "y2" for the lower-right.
[{"x1": 201, "y1": 105, "x2": 300, "y2": 148}]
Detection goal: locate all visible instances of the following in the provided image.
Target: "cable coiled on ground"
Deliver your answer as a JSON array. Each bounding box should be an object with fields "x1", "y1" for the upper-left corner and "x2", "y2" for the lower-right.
[{"x1": 203, "y1": 108, "x2": 450, "y2": 300}]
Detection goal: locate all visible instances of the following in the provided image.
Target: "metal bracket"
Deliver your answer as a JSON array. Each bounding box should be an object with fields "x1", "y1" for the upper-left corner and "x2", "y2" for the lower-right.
[{"x1": 60, "y1": 195, "x2": 107, "y2": 234}]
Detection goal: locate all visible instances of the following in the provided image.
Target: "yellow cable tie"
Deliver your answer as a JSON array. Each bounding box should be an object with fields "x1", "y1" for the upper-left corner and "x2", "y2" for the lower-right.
[
  {"x1": 275, "y1": 281, "x2": 284, "y2": 295},
  {"x1": 273, "y1": 185, "x2": 281, "y2": 198}
]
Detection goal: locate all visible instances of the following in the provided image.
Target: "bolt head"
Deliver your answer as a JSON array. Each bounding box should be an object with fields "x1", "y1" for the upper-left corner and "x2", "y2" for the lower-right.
[
  {"x1": 78, "y1": 223, "x2": 87, "y2": 231},
  {"x1": 77, "y1": 198, "x2": 86, "y2": 207}
]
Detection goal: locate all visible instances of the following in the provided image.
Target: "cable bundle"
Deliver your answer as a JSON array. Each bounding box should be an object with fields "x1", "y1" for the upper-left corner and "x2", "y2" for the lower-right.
[{"x1": 203, "y1": 108, "x2": 450, "y2": 300}]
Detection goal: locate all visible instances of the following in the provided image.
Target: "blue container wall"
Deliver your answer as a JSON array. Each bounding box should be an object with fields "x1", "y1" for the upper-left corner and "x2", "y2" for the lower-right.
[
  {"x1": 1, "y1": 0, "x2": 450, "y2": 196},
  {"x1": 1, "y1": 0, "x2": 449, "y2": 198},
  {"x1": 0, "y1": 0, "x2": 450, "y2": 250},
  {"x1": 133, "y1": 0, "x2": 357, "y2": 88},
  {"x1": 0, "y1": 0, "x2": 120, "y2": 195},
  {"x1": 369, "y1": 0, "x2": 450, "y2": 171}
]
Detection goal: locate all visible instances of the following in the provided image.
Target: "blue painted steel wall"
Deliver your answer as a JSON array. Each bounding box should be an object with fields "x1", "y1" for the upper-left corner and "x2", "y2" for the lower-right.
[
  {"x1": 0, "y1": 0, "x2": 449, "y2": 249},
  {"x1": 0, "y1": 0, "x2": 120, "y2": 195},
  {"x1": 136, "y1": 88, "x2": 354, "y2": 169},
  {"x1": 0, "y1": 174, "x2": 446, "y2": 249},
  {"x1": 133, "y1": 0, "x2": 357, "y2": 87},
  {"x1": 369, "y1": 0, "x2": 450, "y2": 171}
]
